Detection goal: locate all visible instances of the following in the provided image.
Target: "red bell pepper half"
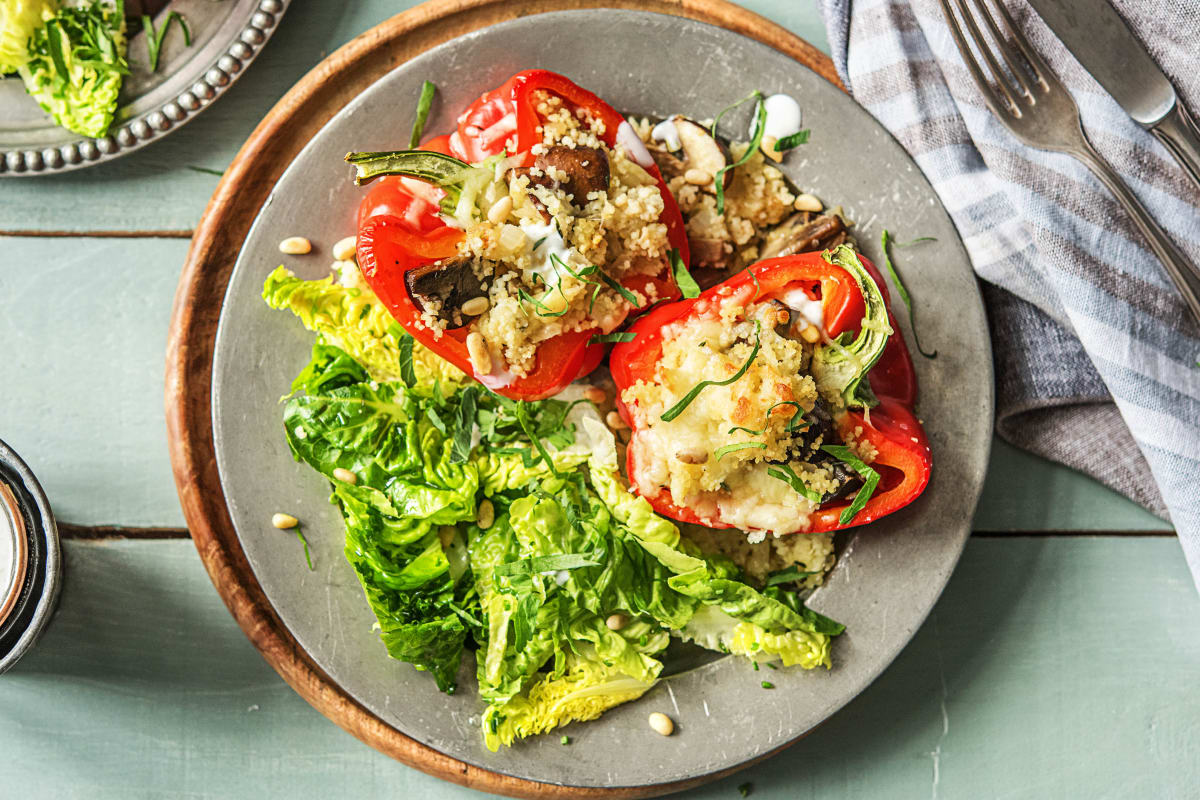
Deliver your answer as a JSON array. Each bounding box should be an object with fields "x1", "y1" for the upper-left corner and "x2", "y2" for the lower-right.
[
  {"x1": 610, "y1": 246, "x2": 931, "y2": 534},
  {"x1": 352, "y1": 70, "x2": 690, "y2": 401}
]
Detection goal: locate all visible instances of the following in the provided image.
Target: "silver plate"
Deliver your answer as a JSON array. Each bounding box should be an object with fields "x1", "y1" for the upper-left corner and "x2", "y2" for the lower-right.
[
  {"x1": 210, "y1": 10, "x2": 994, "y2": 790},
  {"x1": 0, "y1": 0, "x2": 289, "y2": 176}
]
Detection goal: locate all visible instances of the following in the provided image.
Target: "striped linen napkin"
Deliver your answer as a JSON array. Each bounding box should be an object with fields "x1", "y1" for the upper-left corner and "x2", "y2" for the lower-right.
[{"x1": 815, "y1": 0, "x2": 1200, "y2": 584}]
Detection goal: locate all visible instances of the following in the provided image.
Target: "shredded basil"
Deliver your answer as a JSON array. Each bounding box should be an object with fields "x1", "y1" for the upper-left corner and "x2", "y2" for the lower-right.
[
  {"x1": 766, "y1": 463, "x2": 823, "y2": 503},
  {"x1": 394, "y1": 327, "x2": 417, "y2": 387},
  {"x1": 518, "y1": 287, "x2": 569, "y2": 317},
  {"x1": 727, "y1": 401, "x2": 807, "y2": 435},
  {"x1": 761, "y1": 681, "x2": 775, "y2": 689},
  {"x1": 514, "y1": 401, "x2": 559, "y2": 476},
  {"x1": 289, "y1": 523, "x2": 314, "y2": 571},
  {"x1": 881, "y1": 229, "x2": 937, "y2": 359},
  {"x1": 588, "y1": 332, "x2": 636, "y2": 345},
  {"x1": 765, "y1": 565, "x2": 819, "y2": 586},
  {"x1": 739, "y1": 782, "x2": 754, "y2": 798},
  {"x1": 670, "y1": 248, "x2": 701, "y2": 299},
  {"x1": 774, "y1": 130, "x2": 810, "y2": 151},
  {"x1": 409, "y1": 80, "x2": 437, "y2": 148},
  {"x1": 185, "y1": 165, "x2": 223, "y2": 176},
  {"x1": 449, "y1": 386, "x2": 478, "y2": 464},
  {"x1": 820, "y1": 444, "x2": 882, "y2": 524},
  {"x1": 143, "y1": 12, "x2": 191, "y2": 72},
  {"x1": 714, "y1": 442, "x2": 766, "y2": 460},
  {"x1": 661, "y1": 321, "x2": 761, "y2": 422},
  {"x1": 599, "y1": 272, "x2": 642, "y2": 307},
  {"x1": 714, "y1": 92, "x2": 766, "y2": 215},
  {"x1": 425, "y1": 406, "x2": 448, "y2": 435},
  {"x1": 745, "y1": 266, "x2": 762, "y2": 302}
]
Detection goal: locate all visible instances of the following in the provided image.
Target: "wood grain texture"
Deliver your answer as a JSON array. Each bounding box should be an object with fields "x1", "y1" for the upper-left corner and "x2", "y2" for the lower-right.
[
  {"x1": 2, "y1": 538, "x2": 1197, "y2": 799},
  {"x1": 164, "y1": 3, "x2": 839, "y2": 797}
]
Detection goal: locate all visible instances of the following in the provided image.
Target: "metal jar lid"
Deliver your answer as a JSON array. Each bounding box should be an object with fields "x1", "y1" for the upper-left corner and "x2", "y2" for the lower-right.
[{"x1": 0, "y1": 439, "x2": 61, "y2": 673}]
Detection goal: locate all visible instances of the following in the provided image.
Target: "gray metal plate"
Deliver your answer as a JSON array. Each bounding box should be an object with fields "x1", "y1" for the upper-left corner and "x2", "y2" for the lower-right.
[
  {"x1": 211, "y1": 10, "x2": 993, "y2": 790},
  {"x1": 0, "y1": 0, "x2": 289, "y2": 175}
]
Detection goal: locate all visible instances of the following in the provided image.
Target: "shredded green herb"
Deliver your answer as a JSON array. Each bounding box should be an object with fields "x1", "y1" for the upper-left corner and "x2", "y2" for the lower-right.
[
  {"x1": 142, "y1": 11, "x2": 191, "y2": 72},
  {"x1": 449, "y1": 386, "x2": 478, "y2": 464},
  {"x1": 394, "y1": 327, "x2": 417, "y2": 387},
  {"x1": 670, "y1": 248, "x2": 701, "y2": 299},
  {"x1": 599, "y1": 272, "x2": 642, "y2": 308},
  {"x1": 774, "y1": 130, "x2": 810, "y2": 151},
  {"x1": 291, "y1": 523, "x2": 314, "y2": 571},
  {"x1": 588, "y1": 331, "x2": 637, "y2": 345},
  {"x1": 409, "y1": 80, "x2": 437, "y2": 148},
  {"x1": 714, "y1": 442, "x2": 766, "y2": 460},
  {"x1": 661, "y1": 320, "x2": 761, "y2": 422},
  {"x1": 713, "y1": 91, "x2": 766, "y2": 215},
  {"x1": 760, "y1": 681, "x2": 774, "y2": 689},
  {"x1": 766, "y1": 463, "x2": 823, "y2": 504},
  {"x1": 561, "y1": 735, "x2": 570, "y2": 745},
  {"x1": 766, "y1": 565, "x2": 819, "y2": 586},
  {"x1": 185, "y1": 165, "x2": 224, "y2": 176},
  {"x1": 753, "y1": 661, "x2": 759, "y2": 671},
  {"x1": 881, "y1": 229, "x2": 937, "y2": 359},
  {"x1": 820, "y1": 444, "x2": 882, "y2": 524},
  {"x1": 739, "y1": 781, "x2": 754, "y2": 797},
  {"x1": 727, "y1": 401, "x2": 806, "y2": 435}
]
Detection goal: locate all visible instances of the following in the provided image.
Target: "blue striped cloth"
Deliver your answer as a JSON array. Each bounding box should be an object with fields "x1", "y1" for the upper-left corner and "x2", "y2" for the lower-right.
[{"x1": 816, "y1": 0, "x2": 1200, "y2": 584}]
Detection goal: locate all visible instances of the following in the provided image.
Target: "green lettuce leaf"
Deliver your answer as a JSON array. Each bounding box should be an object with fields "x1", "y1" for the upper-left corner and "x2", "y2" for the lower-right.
[
  {"x1": 18, "y1": 0, "x2": 127, "y2": 137},
  {"x1": 678, "y1": 604, "x2": 834, "y2": 669},
  {"x1": 263, "y1": 265, "x2": 465, "y2": 388},
  {"x1": 1, "y1": 0, "x2": 58, "y2": 73}
]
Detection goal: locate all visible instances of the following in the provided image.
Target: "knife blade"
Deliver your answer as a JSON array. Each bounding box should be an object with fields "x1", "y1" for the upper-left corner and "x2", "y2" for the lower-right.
[{"x1": 1027, "y1": 0, "x2": 1200, "y2": 192}]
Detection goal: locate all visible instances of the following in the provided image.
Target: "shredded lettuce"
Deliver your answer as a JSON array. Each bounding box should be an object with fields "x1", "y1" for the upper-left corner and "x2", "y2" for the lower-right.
[
  {"x1": 0, "y1": 0, "x2": 58, "y2": 74},
  {"x1": 18, "y1": 0, "x2": 127, "y2": 138}
]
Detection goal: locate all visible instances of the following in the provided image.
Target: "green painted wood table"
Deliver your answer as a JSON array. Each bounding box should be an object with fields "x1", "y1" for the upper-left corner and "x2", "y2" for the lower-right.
[{"x1": 1, "y1": 2, "x2": 1196, "y2": 798}]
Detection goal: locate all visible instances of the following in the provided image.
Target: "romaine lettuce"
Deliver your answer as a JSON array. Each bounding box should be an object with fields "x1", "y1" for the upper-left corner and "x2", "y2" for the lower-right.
[
  {"x1": 0, "y1": 0, "x2": 57, "y2": 74},
  {"x1": 18, "y1": 0, "x2": 126, "y2": 138}
]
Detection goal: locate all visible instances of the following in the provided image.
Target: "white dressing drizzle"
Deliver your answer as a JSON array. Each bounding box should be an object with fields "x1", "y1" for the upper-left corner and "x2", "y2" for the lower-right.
[
  {"x1": 755, "y1": 94, "x2": 803, "y2": 141},
  {"x1": 780, "y1": 288, "x2": 826, "y2": 335}
]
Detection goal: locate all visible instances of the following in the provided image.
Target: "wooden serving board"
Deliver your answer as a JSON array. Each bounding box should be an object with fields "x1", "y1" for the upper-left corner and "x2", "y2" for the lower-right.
[{"x1": 164, "y1": 2, "x2": 841, "y2": 797}]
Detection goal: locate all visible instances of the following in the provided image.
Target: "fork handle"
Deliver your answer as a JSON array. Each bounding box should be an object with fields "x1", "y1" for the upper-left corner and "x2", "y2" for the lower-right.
[
  {"x1": 1149, "y1": 101, "x2": 1200, "y2": 197},
  {"x1": 1072, "y1": 140, "x2": 1200, "y2": 327}
]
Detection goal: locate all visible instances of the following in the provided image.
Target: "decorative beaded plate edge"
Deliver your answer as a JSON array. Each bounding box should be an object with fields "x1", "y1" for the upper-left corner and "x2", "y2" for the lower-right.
[{"x1": 0, "y1": 0, "x2": 290, "y2": 176}]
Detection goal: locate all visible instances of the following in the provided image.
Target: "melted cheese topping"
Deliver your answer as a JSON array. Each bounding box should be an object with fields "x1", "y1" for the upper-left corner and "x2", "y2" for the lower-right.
[{"x1": 621, "y1": 297, "x2": 843, "y2": 534}]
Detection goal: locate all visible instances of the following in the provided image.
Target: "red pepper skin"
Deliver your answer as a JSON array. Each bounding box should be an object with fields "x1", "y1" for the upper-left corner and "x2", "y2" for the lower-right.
[
  {"x1": 355, "y1": 70, "x2": 689, "y2": 401},
  {"x1": 611, "y1": 251, "x2": 931, "y2": 534}
]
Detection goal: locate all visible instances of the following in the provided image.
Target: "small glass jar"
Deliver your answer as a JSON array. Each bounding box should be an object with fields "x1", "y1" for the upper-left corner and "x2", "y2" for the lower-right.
[{"x1": 0, "y1": 439, "x2": 61, "y2": 674}]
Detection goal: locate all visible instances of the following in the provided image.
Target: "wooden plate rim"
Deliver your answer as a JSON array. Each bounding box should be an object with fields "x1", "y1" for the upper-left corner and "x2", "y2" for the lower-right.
[{"x1": 165, "y1": 1, "x2": 843, "y2": 797}]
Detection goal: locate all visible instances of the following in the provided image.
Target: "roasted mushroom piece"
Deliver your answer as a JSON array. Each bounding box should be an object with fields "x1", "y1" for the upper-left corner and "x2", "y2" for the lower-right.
[
  {"x1": 533, "y1": 145, "x2": 611, "y2": 204},
  {"x1": 759, "y1": 212, "x2": 847, "y2": 260},
  {"x1": 786, "y1": 398, "x2": 863, "y2": 503},
  {"x1": 674, "y1": 116, "x2": 734, "y2": 191},
  {"x1": 404, "y1": 256, "x2": 492, "y2": 328}
]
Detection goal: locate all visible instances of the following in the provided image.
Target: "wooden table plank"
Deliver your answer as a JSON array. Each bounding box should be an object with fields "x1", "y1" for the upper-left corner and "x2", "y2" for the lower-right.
[
  {"x1": 2, "y1": 537, "x2": 1195, "y2": 798},
  {"x1": 0, "y1": 0, "x2": 828, "y2": 234},
  {"x1": 0, "y1": 235, "x2": 1174, "y2": 532}
]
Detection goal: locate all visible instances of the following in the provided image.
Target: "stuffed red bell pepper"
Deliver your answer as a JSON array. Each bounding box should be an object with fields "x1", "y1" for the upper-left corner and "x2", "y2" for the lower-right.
[
  {"x1": 346, "y1": 69, "x2": 690, "y2": 401},
  {"x1": 610, "y1": 244, "x2": 931, "y2": 536}
]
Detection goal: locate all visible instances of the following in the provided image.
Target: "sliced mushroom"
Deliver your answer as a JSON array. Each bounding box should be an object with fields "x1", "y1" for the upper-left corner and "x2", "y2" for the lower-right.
[
  {"x1": 673, "y1": 116, "x2": 733, "y2": 191},
  {"x1": 647, "y1": 145, "x2": 687, "y2": 181},
  {"x1": 783, "y1": 398, "x2": 864, "y2": 503},
  {"x1": 404, "y1": 256, "x2": 492, "y2": 328},
  {"x1": 759, "y1": 212, "x2": 846, "y2": 260},
  {"x1": 534, "y1": 145, "x2": 610, "y2": 203}
]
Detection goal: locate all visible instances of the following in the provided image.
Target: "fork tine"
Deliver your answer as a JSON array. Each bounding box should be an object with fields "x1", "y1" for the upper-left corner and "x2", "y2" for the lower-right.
[
  {"x1": 952, "y1": 0, "x2": 1022, "y2": 113},
  {"x1": 987, "y1": 0, "x2": 1052, "y2": 89},
  {"x1": 938, "y1": 0, "x2": 1011, "y2": 118},
  {"x1": 968, "y1": 0, "x2": 1037, "y2": 100}
]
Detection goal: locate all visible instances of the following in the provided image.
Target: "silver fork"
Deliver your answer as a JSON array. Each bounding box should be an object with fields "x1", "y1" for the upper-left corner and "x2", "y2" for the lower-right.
[{"x1": 939, "y1": 0, "x2": 1200, "y2": 327}]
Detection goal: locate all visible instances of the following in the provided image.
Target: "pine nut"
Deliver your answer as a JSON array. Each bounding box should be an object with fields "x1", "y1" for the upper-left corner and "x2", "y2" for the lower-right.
[
  {"x1": 761, "y1": 135, "x2": 783, "y2": 162},
  {"x1": 605, "y1": 410, "x2": 627, "y2": 430},
  {"x1": 584, "y1": 386, "x2": 607, "y2": 405},
  {"x1": 331, "y1": 236, "x2": 357, "y2": 261},
  {"x1": 648, "y1": 712, "x2": 674, "y2": 736},
  {"x1": 477, "y1": 499, "x2": 495, "y2": 530},
  {"x1": 800, "y1": 324, "x2": 821, "y2": 343},
  {"x1": 466, "y1": 332, "x2": 492, "y2": 375},
  {"x1": 684, "y1": 168, "x2": 711, "y2": 186},
  {"x1": 461, "y1": 296, "x2": 489, "y2": 317},
  {"x1": 793, "y1": 193, "x2": 823, "y2": 213},
  {"x1": 605, "y1": 613, "x2": 627, "y2": 631},
  {"x1": 487, "y1": 195, "x2": 514, "y2": 225},
  {"x1": 278, "y1": 236, "x2": 312, "y2": 255},
  {"x1": 272, "y1": 513, "x2": 298, "y2": 529},
  {"x1": 332, "y1": 467, "x2": 357, "y2": 484}
]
